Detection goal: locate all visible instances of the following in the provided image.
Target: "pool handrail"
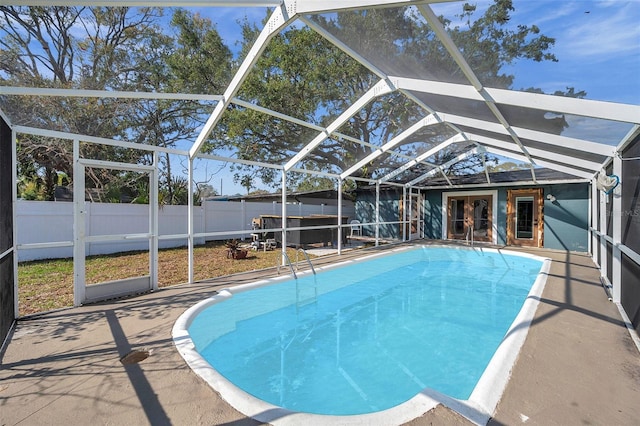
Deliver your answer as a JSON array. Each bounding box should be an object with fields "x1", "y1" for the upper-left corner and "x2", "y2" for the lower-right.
[
  {"x1": 278, "y1": 251, "x2": 297, "y2": 279},
  {"x1": 296, "y1": 248, "x2": 316, "y2": 275},
  {"x1": 465, "y1": 224, "x2": 474, "y2": 246}
]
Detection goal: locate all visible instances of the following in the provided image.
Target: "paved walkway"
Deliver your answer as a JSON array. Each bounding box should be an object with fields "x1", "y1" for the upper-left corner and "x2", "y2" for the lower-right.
[{"x1": 1, "y1": 243, "x2": 638, "y2": 425}]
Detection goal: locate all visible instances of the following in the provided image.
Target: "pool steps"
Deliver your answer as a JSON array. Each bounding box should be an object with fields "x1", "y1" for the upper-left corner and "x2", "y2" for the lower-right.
[
  {"x1": 277, "y1": 248, "x2": 317, "y2": 278},
  {"x1": 277, "y1": 251, "x2": 297, "y2": 279},
  {"x1": 295, "y1": 248, "x2": 316, "y2": 275}
]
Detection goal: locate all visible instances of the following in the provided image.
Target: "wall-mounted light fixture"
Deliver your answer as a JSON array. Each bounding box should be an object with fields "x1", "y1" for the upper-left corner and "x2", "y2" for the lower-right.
[{"x1": 546, "y1": 194, "x2": 556, "y2": 202}]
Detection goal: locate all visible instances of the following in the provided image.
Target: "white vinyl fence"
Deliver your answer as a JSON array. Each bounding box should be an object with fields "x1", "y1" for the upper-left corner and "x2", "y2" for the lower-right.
[{"x1": 16, "y1": 200, "x2": 355, "y2": 261}]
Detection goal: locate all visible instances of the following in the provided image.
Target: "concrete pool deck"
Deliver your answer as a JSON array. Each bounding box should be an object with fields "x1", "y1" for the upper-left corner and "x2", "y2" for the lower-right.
[{"x1": 1, "y1": 242, "x2": 639, "y2": 425}]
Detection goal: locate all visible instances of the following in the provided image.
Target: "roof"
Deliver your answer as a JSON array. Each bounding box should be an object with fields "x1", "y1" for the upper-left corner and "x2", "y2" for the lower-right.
[
  {"x1": 1, "y1": 1, "x2": 639, "y2": 190},
  {"x1": 419, "y1": 168, "x2": 585, "y2": 188},
  {"x1": 220, "y1": 189, "x2": 355, "y2": 203}
]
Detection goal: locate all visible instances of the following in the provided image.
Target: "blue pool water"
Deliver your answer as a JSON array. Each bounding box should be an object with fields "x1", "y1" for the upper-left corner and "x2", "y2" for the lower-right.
[{"x1": 187, "y1": 247, "x2": 543, "y2": 416}]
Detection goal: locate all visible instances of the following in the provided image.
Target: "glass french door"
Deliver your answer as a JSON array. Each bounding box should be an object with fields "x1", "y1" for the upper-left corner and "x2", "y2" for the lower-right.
[
  {"x1": 447, "y1": 195, "x2": 493, "y2": 242},
  {"x1": 507, "y1": 189, "x2": 543, "y2": 247},
  {"x1": 516, "y1": 196, "x2": 535, "y2": 239}
]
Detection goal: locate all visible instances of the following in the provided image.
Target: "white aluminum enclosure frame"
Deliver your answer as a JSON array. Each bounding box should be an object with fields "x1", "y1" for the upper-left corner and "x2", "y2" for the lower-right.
[
  {"x1": 73, "y1": 151, "x2": 159, "y2": 305},
  {"x1": 1, "y1": 0, "x2": 639, "y2": 326}
]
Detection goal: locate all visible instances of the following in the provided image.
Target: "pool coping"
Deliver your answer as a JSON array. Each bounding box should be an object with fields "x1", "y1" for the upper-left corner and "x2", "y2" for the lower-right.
[{"x1": 172, "y1": 245, "x2": 552, "y2": 426}]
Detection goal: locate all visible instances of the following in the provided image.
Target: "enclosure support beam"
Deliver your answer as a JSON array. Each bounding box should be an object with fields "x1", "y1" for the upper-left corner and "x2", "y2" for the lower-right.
[
  {"x1": 379, "y1": 134, "x2": 465, "y2": 183},
  {"x1": 189, "y1": 5, "x2": 294, "y2": 159},
  {"x1": 337, "y1": 178, "x2": 343, "y2": 255},
  {"x1": 417, "y1": 4, "x2": 536, "y2": 171},
  {"x1": 285, "y1": 78, "x2": 394, "y2": 171},
  {"x1": 409, "y1": 187, "x2": 415, "y2": 240},
  {"x1": 612, "y1": 155, "x2": 622, "y2": 302},
  {"x1": 375, "y1": 182, "x2": 380, "y2": 246},
  {"x1": 12, "y1": 129, "x2": 18, "y2": 318},
  {"x1": 281, "y1": 171, "x2": 288, "y2": 265},
  {"x1": 188, "y1": 157, "x2": 195, "y2": 284},
  {"x1": 391, "y1": 76, "x2": 640, "y2": 125},
  {"x1": 616, "y1": 125, "x2": 640, "y2": 153},
  {"x1": 439, "y1": 169, "x2": 454, "y2": 187},
  {"x1": 301, "y1": 16, "x2": 387, "y2": 79},
  {"x1": 150, "y1": 152, "x2": 159, "y2": 291},
  {"x1": 591, "y1": 181, "x2": 600, "y2": 265},
  {"x1": 294, "y1": 0, "x2": 453, "y2": 14},
  {"x1": 599, "y1": 181, "x2": 608, "y2": 283},
  {"x1": 482, "y1": 153, "x2": 491, "y2": 184},
  {"x1": 406, "y1": 147, "x2": 482, "y2": 187},
  {"x1": 420, "y1": 189, "x2": 425, "y2": 239},
  {"x1": 466, "y1": 133, "x2": 602, "y2": 172},
  {"x1": 73, "y1": 139, "x2": 86, "y2": 307},
  {"x1": 302, "y1": 12, "x2": 469, "y2": 164},
  {"x1": 482, "y1": 147, "x2": 595, "y2": 180},
  {"x1": 340, "y1": 115, "x2": 437, "y2": 180},
  {"x1": 6, "y1": 1, "x2": 282, "y2": 7},
  {"x1": 0, "y1": 85, "x2": 222, "y2": 102},
  {"x1": 402, "y1": 186, "x2": 407, "y2": 242},
  {"x1": 435, "y1": 112, "x2": 615, "y2": 158},
  {"x1": 14, "y1": 125, "x2": 188, "y2": 157}
]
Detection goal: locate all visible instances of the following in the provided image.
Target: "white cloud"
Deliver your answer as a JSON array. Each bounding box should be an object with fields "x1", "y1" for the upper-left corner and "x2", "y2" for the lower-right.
[
  {"x1": 558, "y1": 3, "x2": 640, "y2": 59},
  {"x1": 513, "y1": 0, "x2": 576, "y2": 27}
]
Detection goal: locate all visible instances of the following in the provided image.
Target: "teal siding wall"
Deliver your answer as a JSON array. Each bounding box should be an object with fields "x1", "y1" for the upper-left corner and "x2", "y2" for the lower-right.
[
  {"x1": 541, "y1": 183, "x2": 589, "y2": 251},
  {"x1": 423, "y1": 191, "x2": 443, "y2": 239},
  {"x1": 355, "y1": 188, "x2": 402, "y2": 239},
  {"x1": 355, "y1": 182, "x2": 589, "y2": 252}
]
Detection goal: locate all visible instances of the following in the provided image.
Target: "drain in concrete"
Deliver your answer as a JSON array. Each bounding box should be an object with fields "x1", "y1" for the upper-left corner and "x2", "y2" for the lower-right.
[{"x1": 120, "y1": 349, "x2": 150, "y2": 365}]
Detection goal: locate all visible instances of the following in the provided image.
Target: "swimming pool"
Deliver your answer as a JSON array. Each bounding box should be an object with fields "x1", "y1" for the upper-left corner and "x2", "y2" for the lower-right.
[{"x1": 173, "y1": 245, "x2": 550, "y2": 425}]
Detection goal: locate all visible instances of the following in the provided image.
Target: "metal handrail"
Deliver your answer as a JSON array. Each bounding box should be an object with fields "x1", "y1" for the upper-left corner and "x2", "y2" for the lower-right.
[
  {"x1": 277, "y1": 251, "x2": 297, "y2": 279},
  {"x1": 296, "y1": 248, "x2": 316, "y2": 275}
]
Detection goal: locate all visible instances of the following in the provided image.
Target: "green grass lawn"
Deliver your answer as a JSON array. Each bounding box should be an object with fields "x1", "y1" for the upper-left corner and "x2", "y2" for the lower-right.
[{"x1": 18, "y1": 241, "x2": 302, "y2": 316}]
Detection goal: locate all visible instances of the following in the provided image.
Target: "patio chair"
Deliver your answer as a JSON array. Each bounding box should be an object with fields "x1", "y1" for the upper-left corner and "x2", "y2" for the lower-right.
[
  {"x1": 350, "y1": 220, "x2": 362, "y2": 237},
  {"x1": 264, "y1": 238, "x2": 277, "y2": 251}
]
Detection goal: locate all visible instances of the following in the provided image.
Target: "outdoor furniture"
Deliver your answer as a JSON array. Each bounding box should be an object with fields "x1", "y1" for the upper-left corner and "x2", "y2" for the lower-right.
[
  {"x1": 264, "y1": 238, "x2": 277, "y2": 251},
  {"x1": 350, "y1": 220, "x2": 362, "y2": 237},
  {"x1": 250, "y1": 233, "x2": 277, "y2": 251}
]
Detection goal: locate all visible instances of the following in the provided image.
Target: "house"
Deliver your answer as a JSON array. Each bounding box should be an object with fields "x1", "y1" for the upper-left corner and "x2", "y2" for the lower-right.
[{"x1": 356, "y1": 168, "x2": 589, "y2": 251}]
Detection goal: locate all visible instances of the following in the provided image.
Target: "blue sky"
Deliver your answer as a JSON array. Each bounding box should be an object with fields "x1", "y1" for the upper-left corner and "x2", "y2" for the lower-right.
[
  {"x1": 500, "y1": 0, "x2": 640, "y2": 105},
  {"x1": 181, "y1": 1, "x2": 640, "y2": 194}
]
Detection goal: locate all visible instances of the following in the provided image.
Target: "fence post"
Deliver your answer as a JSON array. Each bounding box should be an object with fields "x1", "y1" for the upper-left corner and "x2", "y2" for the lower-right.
[
  {"x1": 200, "y1": 200, "x2": 208, "y2": 245},
  {"x1": 241, "y1": 200, "x2": 246, "y2": 240}
]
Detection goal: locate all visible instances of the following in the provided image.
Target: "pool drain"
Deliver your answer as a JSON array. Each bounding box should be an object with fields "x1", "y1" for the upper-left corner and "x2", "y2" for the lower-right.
[{"x1": 120, "y1": 349, "x2": 150, "y2": 365}]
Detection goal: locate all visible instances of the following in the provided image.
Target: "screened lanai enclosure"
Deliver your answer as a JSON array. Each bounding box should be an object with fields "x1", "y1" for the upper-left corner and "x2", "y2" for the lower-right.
[{"x1": 0, "y1": 0, "x2": 639, "y2": 351}]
